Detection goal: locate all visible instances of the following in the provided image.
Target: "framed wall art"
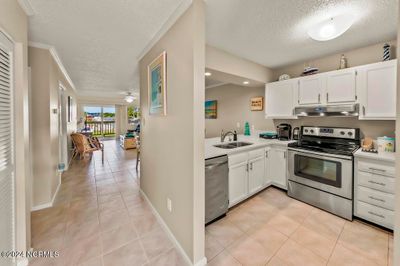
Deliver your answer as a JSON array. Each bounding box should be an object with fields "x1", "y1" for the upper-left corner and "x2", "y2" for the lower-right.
[
  {"x1": 148, "y1": 51, "x2": 167, "y2": 115},
  {"x1": 250, "y1": 96, "x2": 263, "y2": 111}
]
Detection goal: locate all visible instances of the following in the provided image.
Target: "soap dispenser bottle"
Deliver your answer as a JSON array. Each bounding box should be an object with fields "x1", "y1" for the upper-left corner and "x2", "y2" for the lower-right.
[{"x1": 244, "y1": 122, "x2": 250, "y2": 136}]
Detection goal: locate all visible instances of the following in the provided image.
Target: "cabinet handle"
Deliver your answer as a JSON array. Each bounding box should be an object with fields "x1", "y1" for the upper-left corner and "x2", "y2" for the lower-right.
[
  {"x1": 368, "y1": 196, "x2": 385, "y2": 203},
  {"x1": 368, "y1": 211, "x2": 385, "y2": 219},
  {"x1": 283, "y1": 151, "x2": 286, "y2": 159},
  {"x1": 318, "y1": 94, "x2": 321, "y2": 103},
  {"x1": 368, "y1": 180, "x2": 386, "y2": 186},
  {"x1": 326, "y1": 93, "x2": 329, "y2": 102},
  {"x1": 250, "y1": 162, "x2": 253, "y2": 171},
  {"x1": 246, "y1": 164, "x2": 249, "y2": 172},
  {"x1": 362, "y1": 105, "x2": 366, "y2": 116},
  {"x1": 265, "y1": 151, "x2": 269, "y2": 158},
  {"x1": 369, "y1": 167, "x2": 386, "y2": 172}
]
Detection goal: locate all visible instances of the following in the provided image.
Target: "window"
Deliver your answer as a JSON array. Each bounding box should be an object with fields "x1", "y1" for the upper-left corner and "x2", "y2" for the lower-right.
[{"x1": 83, "y1": 106, "x2": 116, "y2": 137}]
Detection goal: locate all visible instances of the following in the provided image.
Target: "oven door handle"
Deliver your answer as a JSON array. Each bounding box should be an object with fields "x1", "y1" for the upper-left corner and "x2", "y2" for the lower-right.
[{"x1": 287, "y1": 148, "x2": 353, "y2": 161}]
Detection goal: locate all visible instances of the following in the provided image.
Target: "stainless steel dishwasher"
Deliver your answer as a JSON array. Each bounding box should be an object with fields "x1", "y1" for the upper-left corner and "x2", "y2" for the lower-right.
[{"x1": 205, "y1": 155, "x2": 229, "y2": 224}]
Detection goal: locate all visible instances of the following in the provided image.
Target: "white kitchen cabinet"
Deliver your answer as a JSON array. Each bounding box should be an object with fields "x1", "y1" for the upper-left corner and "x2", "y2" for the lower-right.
[
  {"x1": 248, "y1": 155, "x2": 265, "y2": 194},
  {"x1": 354, "y1": 155, "x2": 396, "y2": 229},
  {"x1": 228, "y1": 158, "x2": 248, "y2": 207},
  {"x1": 265, "y1": 79, "x2": 297, "y2": 119},
  {"x1": 264, "y1": 147, "x2": 272, "y2": 186},
  {"x1": 326, "y1": 68, "x2": 357, "y2": 104},
  {"x1": 228, "y1": 148, "x2": 266, "y2": 207},
  {"x1": 298, "y1": 74, "x2": 324, "y2": 105},
  {"x1": 269, "y1": 148, "x2": 287, "y2": 190},
  {"x1": 358, "y1": 60, "x2": 397, "y2": 120}
]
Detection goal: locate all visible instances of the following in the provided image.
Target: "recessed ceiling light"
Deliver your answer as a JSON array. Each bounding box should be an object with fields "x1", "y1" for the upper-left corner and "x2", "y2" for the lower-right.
[
  {"x1": 308, "y1": 14, "x2": 354, "y2": 41},
  {"x1": 243, "y1": 81, "x2": 249, "y2": 85},
  {"x1": 205, "y1": 72, "x2": 212, "y2": 76}
]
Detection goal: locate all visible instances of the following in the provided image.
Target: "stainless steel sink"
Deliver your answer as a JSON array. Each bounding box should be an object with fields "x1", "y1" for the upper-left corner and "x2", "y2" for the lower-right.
[{"x1": 214, "y1": 142, "x2": 253, "y2": 149}]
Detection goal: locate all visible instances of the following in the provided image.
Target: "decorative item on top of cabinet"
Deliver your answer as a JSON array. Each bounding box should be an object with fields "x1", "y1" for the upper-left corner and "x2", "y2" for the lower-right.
[
  {"x1": 339, "y1": 54, "x2": 348, "y2": 69},
  {"x1": 278, "y1": 74, "x2": 290, "y2": 81},
  {"x1": 250, "y1": 97, "x2": 263, "y2": 111},
  {"x1": 383, "y1": 43, "x2": 391, "y2": 61}
]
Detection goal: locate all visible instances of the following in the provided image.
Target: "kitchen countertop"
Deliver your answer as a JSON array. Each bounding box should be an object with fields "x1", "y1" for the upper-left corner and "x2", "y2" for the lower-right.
[
  {"x1": 205, "y1": 135, "x2": 295, "y2": 159},
  {"x1": 354, "y1": 148, "x2": 396, "y2": 163}
]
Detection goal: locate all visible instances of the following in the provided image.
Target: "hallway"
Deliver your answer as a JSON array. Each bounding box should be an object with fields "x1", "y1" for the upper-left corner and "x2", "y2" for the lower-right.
[{"x1": 30, "y1": 140, "x2": 186, "y2": 266}]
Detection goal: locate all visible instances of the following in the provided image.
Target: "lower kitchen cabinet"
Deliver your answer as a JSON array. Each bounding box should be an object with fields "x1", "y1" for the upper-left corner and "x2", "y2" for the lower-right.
[
  {"x1": 354, "y1": 156, "x2": 395, "y2": 229},
  {"x1": 248, "y1": 154, "x2": 265, "y2": 194},
  {"x1": 228, "y1": 148, "x2": 265, "y2": 207},
  {"x1": 228, "y1": 159, "x2": 248, "y2": 207},
  {"x1": 228, "y1": 146, "x2": 289, "y2": 207},
  {"x1": 268, "y1": 148, "x2": 288, "y2": 190}
]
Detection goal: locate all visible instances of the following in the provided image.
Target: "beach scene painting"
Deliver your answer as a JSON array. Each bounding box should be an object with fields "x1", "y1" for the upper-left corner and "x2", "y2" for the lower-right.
[
  {"x1": 148, "y1": 51, "x2": 167, "y2": 115},
  {"x1": 205, "y1": 100, "x2": 217, "y2": 119}
]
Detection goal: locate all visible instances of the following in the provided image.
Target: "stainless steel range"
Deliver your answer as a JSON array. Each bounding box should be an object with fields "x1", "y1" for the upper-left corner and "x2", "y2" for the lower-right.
[{"x1": 287, "y1": 126, "x2": 360, "y2": 220}]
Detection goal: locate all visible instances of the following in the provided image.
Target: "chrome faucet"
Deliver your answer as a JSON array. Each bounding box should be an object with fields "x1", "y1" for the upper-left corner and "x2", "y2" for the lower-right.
[{"x1": 220, "y1": 130, "x2": 238, "y2": 142}]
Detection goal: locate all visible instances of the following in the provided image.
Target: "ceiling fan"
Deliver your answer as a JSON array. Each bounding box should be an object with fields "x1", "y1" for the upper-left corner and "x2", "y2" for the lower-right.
[{"x1": 124, "y1": 92, "x2": 136, "y2": 103}]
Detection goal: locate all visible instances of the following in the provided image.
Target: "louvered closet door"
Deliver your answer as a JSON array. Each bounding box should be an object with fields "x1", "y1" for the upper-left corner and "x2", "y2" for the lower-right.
[{"x1": 0, "y1": 32, "x2": 15, "y2": 266}]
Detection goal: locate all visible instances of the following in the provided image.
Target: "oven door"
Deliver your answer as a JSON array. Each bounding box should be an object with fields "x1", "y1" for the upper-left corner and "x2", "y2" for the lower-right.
[{"x1": 288, "y1": 149, "x2": 353, "y2": 199}]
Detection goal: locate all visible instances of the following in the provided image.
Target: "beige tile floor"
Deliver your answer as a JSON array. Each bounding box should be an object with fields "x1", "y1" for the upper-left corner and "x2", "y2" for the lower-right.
[
  {"x1": 206, "y1": 187, "x2": 394, "y2": 266},
  {"x1": 30, "y1": 140, "x2": 186, "y2": 266},
  {"x1": 30, "y1": 139, "x2": 394, "y2": 266}
]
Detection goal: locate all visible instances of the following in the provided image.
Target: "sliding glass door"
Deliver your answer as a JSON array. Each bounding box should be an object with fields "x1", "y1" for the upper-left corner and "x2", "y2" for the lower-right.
[{"x1": 83, "y1": 106, "x2": 116, "y2": 137}]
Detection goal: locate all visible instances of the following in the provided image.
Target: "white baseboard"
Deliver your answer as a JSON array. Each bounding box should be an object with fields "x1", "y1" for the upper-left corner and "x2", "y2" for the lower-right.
[
  {"x1": 31, "y1": 174, "x2": 61, "y2": 211},
  {"x1": 140, "y1": 189, "x2": 207, "y2": 266}
]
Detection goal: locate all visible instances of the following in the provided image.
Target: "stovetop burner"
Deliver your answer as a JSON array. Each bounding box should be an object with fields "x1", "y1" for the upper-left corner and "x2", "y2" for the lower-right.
[{"x1": 288, "y1": 126, "x2": 360, "y2": 156}]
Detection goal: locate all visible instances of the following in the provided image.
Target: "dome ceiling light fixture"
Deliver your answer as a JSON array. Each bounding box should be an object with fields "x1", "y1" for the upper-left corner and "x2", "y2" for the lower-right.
[
  {"x1": 124, "y1": 92, "x2": 136, "y2": 103},
  {"x1": 307, "y1": 14, "x2": 355, "y2": 41}
]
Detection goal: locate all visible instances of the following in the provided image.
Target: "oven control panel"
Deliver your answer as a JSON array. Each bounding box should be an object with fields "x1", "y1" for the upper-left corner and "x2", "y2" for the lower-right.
[{"x1": 302, "y1": 127, "x2": 358, "y2": 139}]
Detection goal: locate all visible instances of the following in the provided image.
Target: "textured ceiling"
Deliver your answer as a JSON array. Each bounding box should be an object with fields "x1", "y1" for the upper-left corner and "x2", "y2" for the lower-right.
[
  {"x1": 28, "y1": 0, "x2": 188, "y2": 96},
  {"x1": 28, "y1": 0, "x2": 398, "y2": 97},
  {"x1": 206, "y1": 0, "x2": 398, "y2": 68}
]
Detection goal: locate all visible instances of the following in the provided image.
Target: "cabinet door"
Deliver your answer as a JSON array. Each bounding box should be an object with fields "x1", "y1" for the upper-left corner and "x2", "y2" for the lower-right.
[
  {"x1": 270, "y1": 149, "x2": 288, "y2": 190},
  {"x1": 228, "y1": 162, "x2": 248, "y2": 207},
  {"x1": 265, "y1": 80, "x2": 297, "y2": 119},
  {"x1": 358, "y1": 60, "x2": 397, "y2": 120},
  {"x1": 326, "y1": 69, "x2": 356, "y2": 104},
  {"x1": 248, "y1": 156, "x2": 265, "y2": 195},
  {"x1": 298, "y1": 75, "x2": 324, "y2": 105},
  {"x1": 264, "y1": 147, "x2": 272, "y2": 186}
]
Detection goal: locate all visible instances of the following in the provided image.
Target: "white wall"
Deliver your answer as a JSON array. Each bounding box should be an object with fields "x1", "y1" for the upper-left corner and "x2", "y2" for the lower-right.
[
  {"x1": 205, "y1": 84, "x2": 274, "y2": 138},
  {"x1": 29, "y1": 46, "x2": 77, "y2": 208},
  {"x1": 139, "y1": 0, "x2": 205, "y2": 263},
  {"x1": 206, "y1": 45, "x2": 274, "y2": 83}
]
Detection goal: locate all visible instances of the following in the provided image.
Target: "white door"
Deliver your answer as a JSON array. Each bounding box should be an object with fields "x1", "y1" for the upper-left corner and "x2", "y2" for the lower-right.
[
  {"x1": 0, "y1": 32, "x2": 15, "y2": 266},
  {"x1": 358, "y1": 60, "x2": 397, "y2": 120},
  {"x1": 298, "y1": 75, "x2": 324, "y2": 105},
  {"x1": 248, "y1": 156, "x2": 264, "y2": 194},
  {"x1": 270, "y1": 149, "x2": 287, "y2": 190},
  {"x1": 58, "y1": 85, "x2": 68, "y2": 170},
  {"x1": 265, "y1": 79, "x2": 297, "y2": 119},
  {"x1": 228, "y1": 161, "x2": 248, "y2": 207},
  {"x1": 326, "y1": 69, "x2": 357, "y2": 104}
]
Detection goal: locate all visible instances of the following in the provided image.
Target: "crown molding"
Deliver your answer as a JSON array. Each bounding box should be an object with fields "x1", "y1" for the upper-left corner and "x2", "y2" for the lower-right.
[
  {"x1": 28, "y1": 41, "x2": 76, "y2": 91},
  {"x1": 137, "y1": 0, "x2": 193, "y2": 61},
  {"x1": 17, "y1": 0, "x2": 36, "y2": 16}
]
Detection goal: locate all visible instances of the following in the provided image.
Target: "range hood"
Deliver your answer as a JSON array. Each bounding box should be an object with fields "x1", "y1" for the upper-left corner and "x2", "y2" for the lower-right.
[{"x1": 294, "y1": 104, "x2": 359, "y2": 117}]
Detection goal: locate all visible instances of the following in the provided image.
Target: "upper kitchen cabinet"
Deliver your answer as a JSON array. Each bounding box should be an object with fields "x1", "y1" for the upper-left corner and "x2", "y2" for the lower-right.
[
  {"x1": 298, "y1": 74, "x2": 325, "y2": 105},
  {"x1": 326, "y1": 68, "x2": 357, "y2": 104},
  {"x1": 358, "y1": 60, "x2": 397, "y2": 120},
  {"x1": 265, "y1": 79, "x2": 297, "y2": 119}
]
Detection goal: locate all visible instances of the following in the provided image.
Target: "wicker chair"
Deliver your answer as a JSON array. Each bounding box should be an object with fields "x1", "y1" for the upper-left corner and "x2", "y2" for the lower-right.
[{"x1": 71, "y1": 133, "x2": 104, "y2": 164}]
